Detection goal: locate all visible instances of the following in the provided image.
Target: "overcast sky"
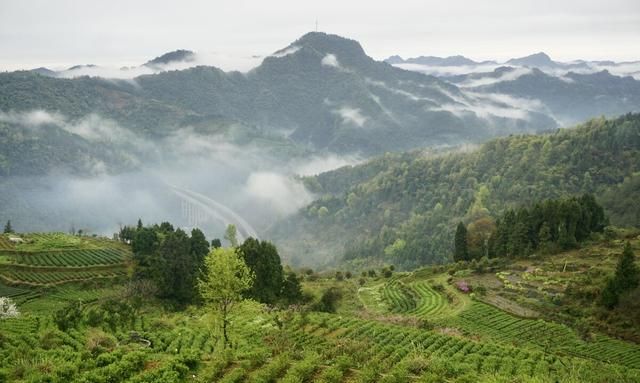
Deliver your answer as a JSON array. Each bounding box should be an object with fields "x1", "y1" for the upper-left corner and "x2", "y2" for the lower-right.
[{"x1": 1, "y1": 0, "x2": 639, "y2": 71}]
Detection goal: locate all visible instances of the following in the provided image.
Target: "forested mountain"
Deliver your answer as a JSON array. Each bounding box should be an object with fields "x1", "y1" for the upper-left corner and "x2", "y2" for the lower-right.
[
  {"x1": 269, "y1": 114, "x2": 640, "y2": 269},
  {"x1": 0, "y1": 32, "x2": 556, "y2": 160},
  {"x1": 144, "y1": 49, "x2": 195, "y2": 67},
  {"x1": 451, "y1": 67, "x2": 640, "y2": 125}
]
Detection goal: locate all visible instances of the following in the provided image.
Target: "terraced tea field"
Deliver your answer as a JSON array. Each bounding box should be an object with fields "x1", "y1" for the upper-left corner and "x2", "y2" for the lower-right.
[
  {"x1": 0, "y1": 233, "x2": 638, "y2": 382},
  {"x1": 359, "y1": 267, "x2": 640, "y2": 375},
  {"x1": 0, "y1": 233, "x2": 130, "y2": 286},
  {"x1": 10, "y1": 248, "x2": 127, "y2": 267},
  {"x1": 450, "y1": 301, "x2": 640, "y2": 368}
]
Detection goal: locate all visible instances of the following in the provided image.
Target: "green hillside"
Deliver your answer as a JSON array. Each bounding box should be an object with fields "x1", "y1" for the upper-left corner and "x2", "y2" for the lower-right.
[
  {"x1": 0, "y1": 233, "x2": 130, "y2": 287},
  {"x1": 0, "y1": 232, "x2": 638, "y2": 382},
  {"x1": 270, "y1": 113, "x2": 640, "y2": 269}
]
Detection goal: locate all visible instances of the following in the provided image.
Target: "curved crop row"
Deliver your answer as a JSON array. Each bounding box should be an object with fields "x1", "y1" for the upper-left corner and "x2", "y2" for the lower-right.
[
  {"x1": 10, "y1": 247, "x2": 128, "y2": 267},
  {"x1": 453, "y1": 301, "x2": 640, "y2": 369},
  {"x1": 410, "y1": 281, "x2": 449, "y2": 318},
  {"x1": 381, "y1": 279, "x2": 417, "y2": 313},
  {"x1": 2, "y1": 267, "x2": 127, "y2": 285}
]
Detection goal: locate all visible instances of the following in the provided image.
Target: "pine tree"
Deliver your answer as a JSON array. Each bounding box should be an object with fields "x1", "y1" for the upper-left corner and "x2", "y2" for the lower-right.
[
  {"x1": 601, "y1": 242, "x2": 639, "y2": 309},
  {"x1": 615, "y1": 242, "x2": 639, "y2": 291},
  {"x1": 538, "y1": 222, "x2": 553, "y2": 254},
  {"x1": 454, "y1": 222, "x2": 469, "y2": 262},
  {"x1": 3, "y1": 220, "x2": 13, "y2": 234}
]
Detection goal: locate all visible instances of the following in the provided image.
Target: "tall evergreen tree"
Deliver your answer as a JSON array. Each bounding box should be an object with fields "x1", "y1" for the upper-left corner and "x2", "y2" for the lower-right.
[
  {"x1": 3, "y1": 220, "x2": 13, "y2": 234},
  {"x1": 601, "y1": 242, "x2": 639, "y2": 309},
  {"x1": 238, "y1": 238, "x2": 284, "y2": 304},
  {"x1": 538, "y1": 222, "x2": 553, "y2": 254},
  {"x1": 155, "y1": 228, "x2": 193, "y2": 303},
  {"x1": 454, "y1": 222, "x2": 469, "y2": 262},
  {"x1": 190, "y1": 228, "x2": 209, "y2": 266},
  {"x1": 281, "y1": 271, "x2": 303, "y2": 305},
  {"x1": 615, "y1": 242, "x2": 639, "y2": 291}
]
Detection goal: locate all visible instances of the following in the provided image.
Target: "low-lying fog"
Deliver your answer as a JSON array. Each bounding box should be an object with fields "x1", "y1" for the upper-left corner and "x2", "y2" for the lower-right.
[{"x1": 0, "y1": 110, "x2": 361, "y2": 242}]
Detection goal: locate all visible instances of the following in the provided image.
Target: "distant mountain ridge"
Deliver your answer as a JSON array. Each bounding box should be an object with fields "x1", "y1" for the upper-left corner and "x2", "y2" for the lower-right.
[
  {"x1": 386, "y1": 51, "x2": 639, "y2": 71},
  {"x1": 386, "y1": 55, "x2": 495, "y2": 66},
  {"x1": 3, "y1": 32, "x2": 557, "y2": 161},
  {"x1": 144, "y1": 49, "x2": 195, "y2": 67}
]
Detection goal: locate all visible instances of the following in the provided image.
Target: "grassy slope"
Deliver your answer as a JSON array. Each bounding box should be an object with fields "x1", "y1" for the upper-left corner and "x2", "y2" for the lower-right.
[{"x1": 1, "y1": 233, "x2": 639, "y2": 382}]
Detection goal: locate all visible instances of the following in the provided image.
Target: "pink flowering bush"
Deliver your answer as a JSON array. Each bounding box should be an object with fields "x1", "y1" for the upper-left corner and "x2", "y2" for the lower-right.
[{"x1": 456, "y1": 281, "x2": 471, "y2": 293}]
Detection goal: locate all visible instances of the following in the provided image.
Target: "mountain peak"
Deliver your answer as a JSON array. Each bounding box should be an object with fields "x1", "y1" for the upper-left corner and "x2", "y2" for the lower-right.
[
  {"x1": 385, "y1": 55, "x2": 404, "y2": 64},
  {"x1": 291, "y1": 32, "x2": 367, "y2": 58},
  {"x1": 507, "y1": 52, "x2": 556, "y2": 67},
  {"x1": 145, "y1": 49, "x2": 195, "y2": 67}
]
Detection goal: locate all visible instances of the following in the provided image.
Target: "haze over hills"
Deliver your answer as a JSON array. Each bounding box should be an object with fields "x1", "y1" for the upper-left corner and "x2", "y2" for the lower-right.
[
  {"x1": 387, "y1": 51, "x2": 640, "y2": 125},
  {"x1": 387, "y1": 51, "x2": 640, "y2": 77},
  {"x1": 3, "y1": 1, "x2": 640, "y2": 382},
  {"x1": 2, "y1": 32, "x2": 557, "y2": 160},
  {"x1": 0, "y1": 31, "x2": 639, "y2": 252},
  {"x1": 270, "y1": 114, "x2": 640, "y2": 268}
]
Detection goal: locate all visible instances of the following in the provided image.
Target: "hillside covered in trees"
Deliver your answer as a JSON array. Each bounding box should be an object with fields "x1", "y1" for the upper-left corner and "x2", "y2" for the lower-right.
[{"x1": 271, "y1": 114, "x2": 640, "y2": 269}]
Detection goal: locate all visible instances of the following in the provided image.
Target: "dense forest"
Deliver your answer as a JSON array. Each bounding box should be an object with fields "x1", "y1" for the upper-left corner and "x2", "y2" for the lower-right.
[
  {"x1": 271, "y1": 114, "x2": 640, "y2": 269},
  {"x1": 453, "y1": 194, "x2": 607, "y2": 261}
]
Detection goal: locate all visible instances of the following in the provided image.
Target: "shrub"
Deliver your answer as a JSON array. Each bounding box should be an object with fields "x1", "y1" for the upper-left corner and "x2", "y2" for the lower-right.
[
  {"x1": 313, "y1": 287, "x2": 342, "y2": 313},
  {"x1": 39, "y1": 330, "x2": 65, "y2": 350},
  {"x1": 86, "y1": 329, "x2": 117, "y2": 355},
  {"x1": 53, "y1": 300, "x2": 83, "y2": 331}
]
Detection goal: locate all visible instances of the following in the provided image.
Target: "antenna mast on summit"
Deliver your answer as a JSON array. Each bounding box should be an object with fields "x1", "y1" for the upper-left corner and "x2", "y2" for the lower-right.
[{"x1": 315, "y1": 18, "x2": 318, "y2": 32}]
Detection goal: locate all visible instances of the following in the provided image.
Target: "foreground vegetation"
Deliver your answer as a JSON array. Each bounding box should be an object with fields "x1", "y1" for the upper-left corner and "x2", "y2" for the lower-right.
[{"x1": 1, "y1": 225, "x2": 639, "y2": 382}]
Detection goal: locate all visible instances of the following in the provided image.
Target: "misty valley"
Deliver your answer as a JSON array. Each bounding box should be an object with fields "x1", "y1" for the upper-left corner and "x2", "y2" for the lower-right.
[{"x1": 1, "y1": 27, "x2": 640, "y2": 383}]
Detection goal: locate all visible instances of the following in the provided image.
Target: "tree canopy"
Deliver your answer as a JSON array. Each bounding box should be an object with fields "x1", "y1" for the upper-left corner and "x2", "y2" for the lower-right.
[{"x1": 198, "y1": 247, "x2": 253, "y2": 347}]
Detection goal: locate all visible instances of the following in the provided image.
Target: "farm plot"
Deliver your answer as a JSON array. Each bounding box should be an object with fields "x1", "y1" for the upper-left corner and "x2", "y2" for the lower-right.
[
  {"x1": 258, "y1": 312, "x2": 640, "y2": 383},
  {"x1": 9, "y1": 247, "x2": 128, "y2": 267},
  {"x1": 451, "y1": 301, "x2": 640, "y2": 369},
  {"x1": 0, "y1": 235, "x2": 16, "y2": 250},
  {"x1": 2, "y1": 267, "x2": 127, "y2": 286},
  {"x1": 409, "y1": 281, "x2": 450, "y2": 318},
  {"x1": 381, "y1": 279, "x2": 417, "y2": 313}
]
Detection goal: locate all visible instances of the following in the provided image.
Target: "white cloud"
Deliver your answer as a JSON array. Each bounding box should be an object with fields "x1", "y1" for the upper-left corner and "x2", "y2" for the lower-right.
[
  {"x1": 243, "y1": 172, "x2": 313, "y2": 216},
  {"x1": 294, "y1": 154, "x2": 361, "y2": 176},
  {"x1": 365, "y1": 78, "x2": 440, "y2": 104},
  {"x1": 393, "y1": 63, "x2": 503, "y2": 77},
  {"x1": 270, "y1": 45, "x2": 301, "y2": 58},
  {"x1": 321, "y1": 53, "x2": 341, "y2": 68},
  {"x1": 333, "y1": 106, "x2": 368, "y2": 127},
  {"x1": 0, "y1": 109, "x2": 65, "y2": 126},
  {"x1": 51, "y1": 51, "x2": 263, "y2": 79},
  {"x1": 459, "y1": 67, "x2": 533, "y2": 88},
  {"x1": 430, "y1": 89, "x2": 549, "y2": 121}
]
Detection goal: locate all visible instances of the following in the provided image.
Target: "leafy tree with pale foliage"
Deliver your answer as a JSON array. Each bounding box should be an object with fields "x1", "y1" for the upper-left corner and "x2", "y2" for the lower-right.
[
  {"x1": 199, "y1": 247, "x2": 253, "y2": 348},
  {"x1": 224, "y1": 224, "x2": 239, "y2": 247},
  {"x1": 0, "y1": 297, "x2": 19, "y2": 319}
]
